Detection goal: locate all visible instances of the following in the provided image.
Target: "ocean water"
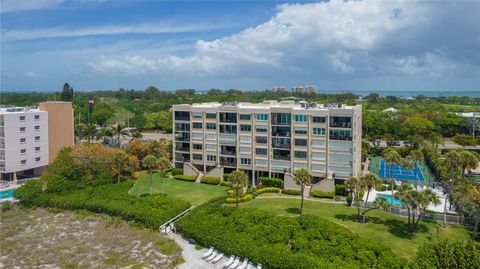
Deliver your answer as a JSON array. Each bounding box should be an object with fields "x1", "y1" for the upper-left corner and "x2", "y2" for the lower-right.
[{"x1": 319, "y1": 90, "x2": 479, "y2": 98}]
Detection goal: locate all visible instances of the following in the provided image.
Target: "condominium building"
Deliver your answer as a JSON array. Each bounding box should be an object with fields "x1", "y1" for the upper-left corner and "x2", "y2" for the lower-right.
[
  {"x1": 172, "y1": 100, "x2": 362, "y2": 192},
  {"x1": 0, "y1": 102, "x2": 74, "y2": 181},
  {"x1": 0, "y1": 107, "x2": 49, "y2": 180},
  {"x1": 292, "y1": 85, "x2": 318, "y2": 95}
]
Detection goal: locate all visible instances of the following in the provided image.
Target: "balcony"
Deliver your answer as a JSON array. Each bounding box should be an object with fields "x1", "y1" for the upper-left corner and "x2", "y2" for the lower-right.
[
  {"x1": 271, "y1": 126, "x2": 291, "y2": 137},
  {"x1": 219, "y1": 124, "x2": 237, "y2": 134},
  {"x1": 175, "y1": 132, "x2": 190, "y2": 142},
  {"x1": 273, "y1": 149, "x2": 290, "y2": 161},
  {"x1": 330, "y1": 116, "x2": 352, "y2": 128},
  {"x1": 174, "y1": 111, "x2": 190, "y2": 121},
  {"x1": 220, "y1": 156, "x2": 237, "y2": 167},
  {"x1": 221, "y1": 145, "x2": 236, "y2": 156},
  {"x1": 175, "y1": 123, "x2": 190, "y2": 132},
  {"x1": 329, "y1": 130, "x2": 352, "y2": 141},
  {"x1": 271, "y1": 113, "x2": 291, "y2": 125},
  {"x1": 272, "y1": 137, "x2": 291, "y2": 149},
  {"x1": 219, "y1": 112, "x2": 237, "y2": 123},
  {"x1": 175, "y1": 154, "x2": 190, "y2": 162}
]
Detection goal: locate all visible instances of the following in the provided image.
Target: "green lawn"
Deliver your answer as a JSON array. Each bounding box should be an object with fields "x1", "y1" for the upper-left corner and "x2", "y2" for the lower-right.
[
  {"x1": 241, "y1": 197, "x2": 471, "y2": 261},
  {"x1": 129, "y1": 173, "x2": 228, "y2": 205}
]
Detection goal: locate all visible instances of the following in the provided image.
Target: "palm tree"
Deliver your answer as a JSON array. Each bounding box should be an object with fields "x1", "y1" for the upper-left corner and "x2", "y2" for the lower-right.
[
  {"x1": 407, "y1": 189, "x2": 440, "y2": 234},
  {"x1": 443, "y1": 150, "x2": 462, "y2": 227},
  {"x1": 360, "y1": 173, "x2": 383, "y2": 223},
  {"x1": 97, "y1": 127, "x2": 113, "y2": 142},
  {"x1": 346, "y1": 176, "x2": 362, "y2": 220},
  {"x1": 142, "y1": 154, "x2": 159, "y2": 195},
  {"x1": 228, "y1": 170, "x2": 248, "y2": 208},
  {"x1": 383, "y1": 148, "x2": 401, "y2": 211},
  {"x1": 456, "y1": 150, "x2": 479, "y2": 221},
  {"x1": 112, "y1": 123, "x2": 129, "y2": 147},
  {"x1": 395, "y1": 184, "x2": 413, "y2": 228},
  {"x1": 157, "y1": 157, "x2": 171, "y2": 195},
  {"x1": 293, "y1": 168, "x2": 312, "y2": 215},
  {"x1": 130, "y1": 130, "x2": 143, "y2": 139},
  {"x1": 113, "y1": 151, "x2": 130, "y2": 184},
  {"x1": 408, "y1": 149, "x2": 423, "y2": 189}
]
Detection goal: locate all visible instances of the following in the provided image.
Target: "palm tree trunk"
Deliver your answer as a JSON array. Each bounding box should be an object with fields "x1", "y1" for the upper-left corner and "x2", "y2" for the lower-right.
[
  {"x1": 474, "y1": 216, "x2": 479, "y2": 240},
  {"x1": 160, "y1": 170, "x2": 164, "y2": 195},
  {"x1": 235, "y1": 187, "x2": 239, "y2": 208},
  {"x1": 362, "y1": 190, "x2": 371, "y2": 223},
  {"x1": 407, "y1": 207, "x2": 411, "y2": 230},
  {"x1": 149, "y1": 170, "x2": 153, "y2": 195},
  {"x1": 300, "y1": 183, "x2": 305, "y2": 215},
  {"x1": 443, "y1": 192, "x2": 449, "y2": 228},
  {"x1": 118, "y1": 162, "x2": 121, "y2": 183},
  {"x1": 414, "y1": 161, "x2": 418, "y2": 190}
]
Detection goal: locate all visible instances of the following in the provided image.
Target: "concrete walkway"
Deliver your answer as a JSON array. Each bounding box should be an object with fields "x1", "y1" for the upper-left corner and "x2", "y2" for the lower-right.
[
  {"x1": 256, "y1": 195, "x2": 346, "y2": 204},
  {"x1": 171, "y1": 233, "x2": 227, "y2": 269}
]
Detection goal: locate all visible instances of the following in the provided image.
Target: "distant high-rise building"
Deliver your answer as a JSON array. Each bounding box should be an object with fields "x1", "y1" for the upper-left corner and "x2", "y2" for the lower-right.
[
  {"x1": 272, "y1": 86, "x2": 287, "y2": 93},
  {"x1": 292, "y1": 85, "x2": 318, "y2": 94}
]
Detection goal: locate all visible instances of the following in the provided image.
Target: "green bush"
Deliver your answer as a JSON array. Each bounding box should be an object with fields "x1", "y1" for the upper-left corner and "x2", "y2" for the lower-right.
[
  {"x1": 335, "y1": 184, "x2": 348, "y2": 196},
  {"x1": 14, "y1": 181, "x2": 191, "y2": 229},
  {"x1": 259, "y1": 177, "x2": 282, "y2": 188},
  {"x1": 176, "y1": 204, "x2": 406, "y2": 269},
  {"x1": 452, "y1": 135, "x2": 480, "y2": 146},
  {"x1": 281, "y1": 189, "x2": 301, "y2": 195},
  {"x1": 311, "y1": 190, "x2": 335, "y2": 199},
  {"x1": 201, "y1": 176, "x2": 220, "y2": 185},
  {"x1": 346, "y1": 194, "x2": 353, "y2": 206},
  {"x1": 174, "y1": 175, "x2": 197, "y2": 182},
  {"x1": 410, "y1": 240, "x2": 480, "y2": 269},
  {"x1": 226, "y1": 190, "x2": 235, "y2": 197},
  {"x1": 223, "y1": 173, "x2": 230, "y2": 181},
  {"x1": 172, "y1": 168, "x2": 183, "y2": 176},
  {"x1": 1, "y1": 200, "x2": 13, "y2": 212},
  {"x1": 219, "y1": 181, "x2": 230, "y2": 187},
  {"x1": 255, "y1": 187, "x2": 280, "y2": 196},
  {"x1": 207, "y1": 195, "x2": 228, "y2": 206},
  {"x1": 226, "y1": 194, "x2": 253, "y2": 204}
]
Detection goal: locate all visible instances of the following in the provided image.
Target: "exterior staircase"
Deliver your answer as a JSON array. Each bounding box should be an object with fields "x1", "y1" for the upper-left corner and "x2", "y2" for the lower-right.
[
  {"x1": 304, "y1": 185, "x2": 312, "y2": 197},
  {"x1": 196, "y1": 172, "x2": 205, "y2": 183}
]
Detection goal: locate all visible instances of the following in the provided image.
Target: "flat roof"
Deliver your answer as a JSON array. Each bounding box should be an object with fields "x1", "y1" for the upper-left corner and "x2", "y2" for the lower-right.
[
  {"x1": 174, "y1": 101, "x2": 359, "y2": 111},
  {"x1": 0, "y1": 107, "x2": 42, "y2": 114}
]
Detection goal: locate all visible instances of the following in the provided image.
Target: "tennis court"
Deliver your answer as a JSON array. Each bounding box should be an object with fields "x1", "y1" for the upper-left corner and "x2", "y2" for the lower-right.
[{"x1": 369, "y1": 156, "x2": 434, "y2": 186}]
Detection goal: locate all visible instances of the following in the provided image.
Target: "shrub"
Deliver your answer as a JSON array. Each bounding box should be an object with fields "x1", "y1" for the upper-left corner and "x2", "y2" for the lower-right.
[
  {"x1": 410, "y1": 240, "x2": 480, "y2": 269},
  {"x1": 223, "y1": 173, "x2": 230, "y2": 181},
  {"x1": 334, "y1": 197, "x2": 341, "y2": 202},
  {"x1": 174, "y1": 175, "x2": 197, "y2": 182},
  {"x1": 14, "y1": 180, "x2": 44, "y2": 205},
  {"x1": 207, "y1": 195, "x2": 228, "y2": 206},
  {"x1": 311, "y1": 190, "x2": 335, "y2": 199},
  {"x1": 335, "y1": 184, "x2": 348, "y2": 196},
  {"x1": 172, "y1": 168, "x2": 183, "y2": 176},
  {"x1": 226, "y1": 190, "x2": 235, "y2": 197},
  {"x1": 281, "y1": 189, "x2": 301, "y2": 195},
  {"x1": 452, "y1": 135, "x2": 480, "y2": 146},
  {"x1": 219, "y1": 181, "x2": 230, "y2": 187},
  {"x1": 255, "y1": 187, "x2": 280, "y2": 196},
  {"x1": 176, "y1": 204, "x2": 406, "y2": 269},
  {"x1": 226, "y1": 194, "x2": 253, "y2": 204},
  {"x1": 201, "y1": 176, "x2": 220, "y2": 185},
  {"x1": 259, "y1": 177, "x2": 282, "y2": 188},
  {"x1": 1, "y1": 201, "x2": 13, "y2": 212},
  {"x1": 346, "y1": 194, "x2": 353, "y2": 206}
]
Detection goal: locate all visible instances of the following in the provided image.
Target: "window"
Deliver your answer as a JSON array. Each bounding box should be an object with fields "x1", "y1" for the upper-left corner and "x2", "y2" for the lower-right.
[
  {"x1": 294, "y1": 115, "x2": 308, "y2": 122},
  {"x1": 256, "y1": 136, "x2": 267, "y2": 144},
  {"x1": 329, "y1": 129, "x2": 352, "y2": 141},
  {"x1": 19, "y1": 116, "x2": 25, "y2": 121},
  {"x1": 175, "y1": 111, "x2": 190, "y2": 121},
  {"x1": 312, "y1": 116, "x2": 326, "y2": 123},
  {"x1": 312, "y1": 152, "x2": 326, "y2": 160},
  {"x1": 294, "y1": 127, "x2": 307, "y2": 135},
  {"x1": 312, "y1": 164, "x2": 326, "y2": 172},
  {"x1": 35, "y1": 157, "x2": 41, "y2": 162},
  {"x1": 35, "y1": 136, "x2": 40, "y2": 141},
  {"x1": 255, "y1": 159, "x2": 268, "y2": 167},
  {"x1": 239, "y1": 146, "x2": 251, "y2": 154},
  {"x1": 20, "y1": 138, "x2": 26, "y2": 143},
  {"x1": 35, "y1": 146, "x2": 40, "y2": 152},
  {"x1": 206, "y1": 134, "x2": 217, "y2": 141},
  {"x1": 271, "y1": 113, "x2": 291, "y2": 125},
  {"x1": 241, "y1": 158, "x2": 251, "y2": 165},
  {"x1": 295, "y1": 139, "x2": 307, "y2": 147},
  {"x1": 256, "y1": 114, "x2": 268, "y2": 121},
  {"x1": 206, "y1": 123, "x2": 216, "y2": 130},
  {"x1": 207, "y1": 155, "x2": 217, "y2": 162},
  {"x1": 21, "y1": 160, "x2": 27, "y2": 165},
  {"x1": 192, "y1": 112, "x2": 202, "y2": 119},
  {"x1": 295, "y1": 151, "x2": 307, "y2": 158},
  {"x1": 20, "y1": 149, "x2": 27, "y2": 154},
  {"x1": 313, "y1": 128, "x2": 326, "y2": 136},
  {"x1": 192, "y1": 132, "x2": 203, "y2": 140},
  {"x1": 240, "y1": 114, "x2": 251, "y2": 120},
  {"x1": 330, "y1": 116, "x2": 352, "y2": 128},
  {"x1": 256, "y1": 148, "x2": 268, "y2": 155},
  {"x1": 206, "y1": 144, "x2": 217, "y2": 152},
  {"x1": 34, "y1": 115, "x2": 40, "y2": 120},
  {"x1": 20, "y1": 127, "x2": 26, "y2": 132},
  {"x1": 34, "y1": 125, "x2": 40, "y2": 131},
  {"x1": 255, "y1": 125, "x2": 268, "y2": 133},
  {"x1": 239, "y1": 135, "x2": 252, "y2": 143},
  {"x1": 193, "y1": 154, "x2": 203, "y2": 160},
  {"x1": 240, "y1": 124, "x2": 251, "y2": 132},
  {"x1": 193, "y1": 144, "x2": 203, "y2": 150},
  {"x1": 206, "y1": 113, "x2": 216, "y2": 119},
  {"x1": 219, "y1": 112, "x2": 237, "y2": 123},
  {"x1": 193, "y1": 122, "x2": 202, "y2": 129},
  {"x1": 219, "y1": 124, "x2": 237, "y2": 134},
  {"x1": 312, "y1": 140, "x2": 326, "y2": 148}
]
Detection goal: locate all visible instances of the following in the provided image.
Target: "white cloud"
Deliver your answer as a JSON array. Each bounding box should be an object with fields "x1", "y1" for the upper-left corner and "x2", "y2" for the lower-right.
[
  {"x1": 0, "y1": 0, "x2": 64, "y2": 13},
  {"x1": 390, "y1": 52, "x2": 456, "y2": 78},
  {"x1": 24, "y1": 70, "x2": 39, "y2": 78}
]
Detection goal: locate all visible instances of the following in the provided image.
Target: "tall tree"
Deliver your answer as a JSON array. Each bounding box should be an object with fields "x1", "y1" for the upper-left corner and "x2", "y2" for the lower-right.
[
  {"x1": 293, "y1": 168, "x2": 312, "y2": 215},
  {"x1": 113, "y1": 151, "x2": 130, "y2": 184},
  {"x1": 228, "y1": 170, "x2": 248, "y2": 208},
  {"x1": 346, "y1": 176, "x2": 362, "y2": 220},
  {"x1": 409, "y1": 149, "x2": 424, "y2": 190},
  {"x1": 443, "y1": 150, "x2": 462, "y2": 227},
  {"x1": 111, "y1": 123, "x2": 129, "y2": 147},
  {"x1": 456, "y1": 150, "x2": 479, "y2": 220},
  {"x1": 360, "y1": 173, "x2": 386, "y2": 223},
  {"x1": 61, "y1": 82, "x2": 74, "y2": 101},
  {"x1": 383, "y1": 148, "x2": 401, "y2": 211},
  {"x1": 142, "y1": 154, "x2": 159, "y2": 195},
  {"x1": 157, "y1": 157, "x2": 171, "y2": 195},
  {"x1": 402, "y1": 189, "x2": 440, "y2": 234}
]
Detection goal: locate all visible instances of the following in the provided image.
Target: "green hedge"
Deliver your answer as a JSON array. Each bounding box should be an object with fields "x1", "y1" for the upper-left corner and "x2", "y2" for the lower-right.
[
  {"x1": 259, "y1": 177, "x2": 282, "y2": 188},
  {"x1": 335, "y1": 184, "x2": 348, "y2": 196},
  {"x1": 219, "y1": 181, "x2": 230, "y2": 187},
  {"x1": 14, "y1": 180, "x2": 191, "y2": 229},
  {"x1": 201, "y1": 176, "x2": 220, "y2": 185},
  {"x1": 174, "y1": 175, "x2": 197, "y2": 182},
  {"x1": 223, "y1": 173, "x2": 230, "y2": 181},
  {"x1": 282, "y1": 189, "x2": 301, "y2": 195},
  {"x1": 410, "y1": 240, "x2": 480, "y2": 269},
  {"x1": 226, "y1": 194, "x2": 253, "y2": 204},
  {"x1": 172, "y1": 168, "x2": 183, "y2": 176},
  {"x1": 176, "y1": 204, "x2": 406, "y2": 269},
  {"x1": 311, "y1": 190, "x2": 335, "y2": 199},
  {"x1": 207, "y1": 195, "x2": 228, "y2": 206},
  {"x1": 255, "y1": 187, "x2": 280, "y2": 196}
]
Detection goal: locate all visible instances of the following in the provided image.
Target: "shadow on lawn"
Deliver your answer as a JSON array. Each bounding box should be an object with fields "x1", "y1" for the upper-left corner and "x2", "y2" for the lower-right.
[
  {"x1": 285, "y1": 208, "x2": 302, "y2": 215},
  {"x1": 334, "y1": 213, "x2": 428, "y2": 239}
]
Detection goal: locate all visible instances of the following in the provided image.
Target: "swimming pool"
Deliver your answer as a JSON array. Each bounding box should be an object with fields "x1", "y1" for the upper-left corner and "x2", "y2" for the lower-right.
[
  {"x1": 0, "y1": 188, "x2": 16, "y2": 200},
  {"x1": 376, "y1": 193, "x2": 404, "y2": 206}
]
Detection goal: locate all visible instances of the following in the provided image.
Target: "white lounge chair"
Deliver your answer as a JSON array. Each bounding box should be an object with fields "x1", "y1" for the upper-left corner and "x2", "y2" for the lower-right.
[
  {"x1": 224, "y1": 256, "x2": 235, "y2": 268},
  {"x1": 206, "y1": 251, "x2": 218, "y2": 262},
  {"x1": 257, "y1": 264, "x2": 262, "y2": 269},
  {"x1": 246, "y1": 262, "x2": 254, "y2": 269},
  {"x1": 212, "y1": 253, "x2": 224, "y2": 263},
  {"x1": 238, "y1": 259, "x2": 249, "y2": 269},
  {"x1": 203, "y1": 247, "x2": 214, "y2": 258},
  {"x1": 229, "y1": 257, "x2": 240, "y2": 269}
]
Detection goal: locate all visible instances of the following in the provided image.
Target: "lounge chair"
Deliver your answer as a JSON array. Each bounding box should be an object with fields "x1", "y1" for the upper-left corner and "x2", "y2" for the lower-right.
[
  {"x1": 205, "y1": 251, "x2": 218, "y2": 262},
  {"x1": 224, "y1": 256, "x2": 235, "y2": 268},
  {"x1": 229, "y1": 257, "x2": 240, "y2": 269},
  {"x1": 202, "y1": 247, "x2": 214, "y2": 258},
  {"x1": 246, "y1": 262, "x2": 254, "y2": 269},
  {"x1": 212, "y1": 253, "x2": 224, "y2": 263},
  {"x1": 257, "y1": 264, "x2": 262, "y2": 269},
  {"x1": 238, "y1": 259, "x2": 249, "y2": 269}
]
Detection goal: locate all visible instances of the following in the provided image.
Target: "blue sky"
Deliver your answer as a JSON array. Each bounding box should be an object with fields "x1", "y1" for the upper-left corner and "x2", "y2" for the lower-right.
[{"x1": 1, "y1": 0, "x2": 479, "y2": 92}]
